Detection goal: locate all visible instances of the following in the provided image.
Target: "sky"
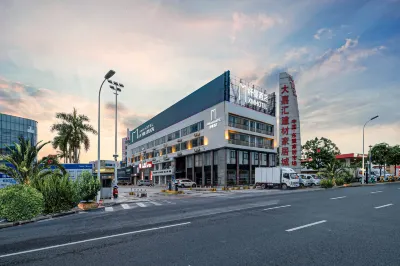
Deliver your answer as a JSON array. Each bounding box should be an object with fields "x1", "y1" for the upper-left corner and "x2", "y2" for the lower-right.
[{"x1": 0, "y1": 0, "x2": 399, "y2": 162}]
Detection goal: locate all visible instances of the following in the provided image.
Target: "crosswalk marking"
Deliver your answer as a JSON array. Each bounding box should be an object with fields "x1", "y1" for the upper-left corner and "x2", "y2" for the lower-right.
[
  {"x1": 121, "y1": 204, "x2": 131, "y2": 209},
  {"x1": 105, "y1": 207, "x2": 114, "y2": 212},
  {"x1": 136, "y1": 203, "x2": 147, "y2": 207},
  {"x1": 148, "y1": 201, "x2": 162, "y2": 206}
]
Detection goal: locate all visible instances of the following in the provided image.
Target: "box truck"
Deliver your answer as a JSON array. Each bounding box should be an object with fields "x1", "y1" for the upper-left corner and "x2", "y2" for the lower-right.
[{"x1": 255, "y1": 167, "x2": 300, "y2": 190}]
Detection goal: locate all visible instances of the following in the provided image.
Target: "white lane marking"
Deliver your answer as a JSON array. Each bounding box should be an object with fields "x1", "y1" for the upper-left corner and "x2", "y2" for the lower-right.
[
  {"x1": 330, "y1": 196, "x2": 347, "y2": 200},
  {"x1": 264, "y1": 205, "x2": 291, "y2": 211},
  {"x1": 136, "y1": 203, "x2": 147, "y2": 207},
  {"x1": 105, "y1": 207, "x2": 114, "y2": 212},
  {"x1": 148, "y1": 201, "x2": 162, "y2": 206},
  {"x1": 121, "y1": 204, "x2": 131, "y2": 209},
  {"x1": 286, "y1": 220, "x2": 327, "y2": 232},
  {"x1": 163, "y1": 200, "x2": 176, "y2": 204},
  {"x1": 0, "y1": 222, "x2": 191, "y2": 259},
  {"x1": 374, "y1": 203, "x2": 393, "y2": 209},
  {"x1": 371, "y1": 191, "x2": 383, "y2": 194}
]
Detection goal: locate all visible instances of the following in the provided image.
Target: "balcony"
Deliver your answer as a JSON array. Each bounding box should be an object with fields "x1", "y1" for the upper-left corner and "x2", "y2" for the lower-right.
[
  {"x1": 229, "y1": 139, "x2": 273, "y2": 150},
  {"x1": 228, "y1": 139, "x2": 249, "y2": 146}
]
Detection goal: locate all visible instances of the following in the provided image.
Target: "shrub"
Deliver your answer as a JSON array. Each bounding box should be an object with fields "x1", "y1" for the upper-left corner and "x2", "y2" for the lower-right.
[
  {"x1": 76, "y1": 171, "x2": 101, "y2": 202},
  {"x1": 320, "y1": 179, "x2": 334, "y2": 188},
  {"x1": 335, "y1": 177, "x2": 345, "y2": 186},
  {"x1": 344, "y1": 175, "x2": 353, "y2": 184},
  {"x1": 0, "y1": 185, "x2": 44, "y2": 222},
  {"x1": 33, "y1": 173, "x2": 80, "y2": 214}
]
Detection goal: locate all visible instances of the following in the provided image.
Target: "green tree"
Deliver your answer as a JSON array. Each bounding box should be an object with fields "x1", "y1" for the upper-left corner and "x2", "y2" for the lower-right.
[
  {"x1": 0, "y1": 137, "x2": 66, "y2": 185},
  {"x1": 388, "y1": 145, "x2": 400, "y2": 176},
  {"x1": 302, "y1": 137, "x2": 341, "y2": 170},
  {"x1": 371, "y1": 143, "x2": 391, "y2": 176},
  {"x1": 76, "y1": 171, "x2": 101, "y2": 202},
  {"x1": 51, "y1": 108, "x2": 97, "y2": 163}
]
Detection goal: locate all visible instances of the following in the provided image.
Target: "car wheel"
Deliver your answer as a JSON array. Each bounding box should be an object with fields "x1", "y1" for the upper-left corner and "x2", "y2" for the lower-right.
[
  {"x1": 300, "y1": 183, "x2": 304, "y2": 188},
  {"x1": 262, "y1": 183, "x2": 267, "y2": 189},
  {"x1": 282, "y1": 184, "x2": 288, "y2": 190}
]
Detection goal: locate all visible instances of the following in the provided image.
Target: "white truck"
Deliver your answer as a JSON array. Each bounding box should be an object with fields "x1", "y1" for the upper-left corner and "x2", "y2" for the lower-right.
[{"x1": 255, "y1": 167, "x2": 300, "y2": 190}]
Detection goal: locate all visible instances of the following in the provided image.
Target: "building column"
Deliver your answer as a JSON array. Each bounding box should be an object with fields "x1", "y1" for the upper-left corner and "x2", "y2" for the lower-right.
[
  {"x1": 217, "y1": 149, "x2": 226, "y2": 186},
  {"x1": 202, "y1": 153, "x2": 205, "y2": 186},
  {"x1": 236, "y1": 150, "x2": 240, "y2": 185},
  {"x1": 185, "y1": 156, "x2": 188, "y2": 179},
  {"x1": 192, "y1": 155, "x2": 195, "y2": 182},
  {"x1": 211, "y1": 151, "x2": 214, "y2": 186},
  {"x1": 249, "y1": 151, "x2": 253, "y2": 185}
]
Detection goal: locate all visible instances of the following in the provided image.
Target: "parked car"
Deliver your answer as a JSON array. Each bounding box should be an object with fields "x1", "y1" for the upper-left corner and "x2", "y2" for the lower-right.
[
  {"x1": 309, "y1": 174, "x2": 321, "y2": 186},
  {"x1": 298, "y1": 174, "x2": 312, "y2": 187},
  {"x1": 174, "y1": 179, "x2": 196, "y2": 188},
  {"x1": 137, "y1": 180, "x2": 153, "y2": 186}
]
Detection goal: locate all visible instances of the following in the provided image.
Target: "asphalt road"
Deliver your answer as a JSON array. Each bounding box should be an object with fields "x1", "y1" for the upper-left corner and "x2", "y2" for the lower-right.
[{"x1": 1, "y1": 184, "x2": 399, "y2": 266}]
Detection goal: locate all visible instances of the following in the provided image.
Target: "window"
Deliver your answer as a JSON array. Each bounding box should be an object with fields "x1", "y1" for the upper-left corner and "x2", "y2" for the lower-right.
[
  {"x1": 181, "y1": 141, "x2": 188, "y2": 150},
  {"x1": 192, "y1": 138, "x2": 199, "y2": 148},
  {"x1": 174, "y1": 144, "x2": 181, "y2": 152},
  {"x1": 181, "y1": 127, "x2": 188, "y2": 136},
  {"x1": 199, "y1": 121, "x2": 204, "y2": 130},
  {"x1": 213, "y1": 151, "x2": 218, "y2": 165},
  {"x1": 160, "y1": 148, "x2": 166, "y2": 155},
  {"x1": 200, "y1": 136, "x2": 204, "y2": 146},
  {"x1": 204, "y1": 152, "x2": 211, "y2": 166},
  {"x1": 230, "y1": 150, "x2": 236, "y2": 159},
  {"x1": 174, "y1": 130, "x2": 180, "y2": 139},
  {"x1": 167, "y1": 133, "x2": 173, "y2": 141},
  {"x1": 167, "y1": 146, "x2": 172, "y2": 154},
  {"x1": 195, "y1": 154, "x2": 202, "y2": 167},
  {"x1": 190, "y1": 123, "x2": 199, "y2": 133}
]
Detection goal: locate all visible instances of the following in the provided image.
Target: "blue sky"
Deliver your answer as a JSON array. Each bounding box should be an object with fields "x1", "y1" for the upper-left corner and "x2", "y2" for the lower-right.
[{"x1": 0, "y1": 0, "x2": 399, "y2": 161}]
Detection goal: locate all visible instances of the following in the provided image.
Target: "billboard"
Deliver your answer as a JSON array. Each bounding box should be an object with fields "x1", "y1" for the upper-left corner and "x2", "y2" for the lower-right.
[
  {"x1": 229, "y1": 75, "x2": 276, "y2": 116},
  {"x1": 279, "y1": 72, "x2": 301, "y2": 173}
]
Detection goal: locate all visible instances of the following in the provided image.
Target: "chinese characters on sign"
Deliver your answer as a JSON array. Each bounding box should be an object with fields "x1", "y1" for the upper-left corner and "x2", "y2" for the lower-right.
[{"x1": 279, "y1": 73, "x2": 301, "y2": 172}]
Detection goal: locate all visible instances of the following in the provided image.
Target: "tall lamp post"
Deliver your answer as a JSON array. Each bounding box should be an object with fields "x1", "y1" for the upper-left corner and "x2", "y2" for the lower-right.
[
  {"x1": 97, "y1": 70, "x2": 116, "y2": 203},
  {"x1": 362, "y1": 115, "x2": 379, "y2": 184},
  {"x1": 109, "y1": 80, "x2": 124, "y2": 187}
]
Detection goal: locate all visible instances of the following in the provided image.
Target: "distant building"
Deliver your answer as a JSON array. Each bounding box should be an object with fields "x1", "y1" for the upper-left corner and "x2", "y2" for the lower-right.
[{"x1": 0, "y1": 113, "x2": 37, "y2": 155}]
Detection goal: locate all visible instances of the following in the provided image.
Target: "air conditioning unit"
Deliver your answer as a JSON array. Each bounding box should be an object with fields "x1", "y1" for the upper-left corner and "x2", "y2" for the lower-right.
[
  {"x1": 177, "y1": 152, "x2": 183, "y2": 156},
  {"x1": 194, "y1": 148, "x2": 200, "y2": 153},
  {"x1": 194, "y1": 132, "x2": 200, "y2": 137},
  {"x1": 163, "y1": 144, "x2": 167, "y2": 148},
  {"x1": 177, "y1": 139, "x2": 182, "y2": 142}
]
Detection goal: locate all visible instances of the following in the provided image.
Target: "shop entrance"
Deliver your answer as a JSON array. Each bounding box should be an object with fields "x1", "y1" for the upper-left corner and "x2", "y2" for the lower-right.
[{"x1": 175, "y1": 156, "x2": 186, "y2": 179}]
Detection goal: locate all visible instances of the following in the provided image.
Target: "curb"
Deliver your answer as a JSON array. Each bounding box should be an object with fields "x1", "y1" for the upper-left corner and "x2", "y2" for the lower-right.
[{"x1": 0, "y1": 210, "x2": 80, "y2": 230}]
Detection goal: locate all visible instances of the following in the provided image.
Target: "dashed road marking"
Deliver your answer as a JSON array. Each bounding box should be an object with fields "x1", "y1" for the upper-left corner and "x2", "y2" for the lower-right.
[
  {"x1": 371, "y1": 191, "x2": 383, "y2": 194},
  {"x1": 136, "y1": 203, "x2": 147, "y2": 208},
  {"x1": 330, "y1": 196, "x2": 347, "y2": 200},
  {"x1": 264, "y1": 205, "x2": 291, "y2": 211},
  {"x1": 374, "y1": 203, "x2": 393, "y2": 209},
  {"x1": 148, "y1": 201, "x2": 162, "y2": 206},
  {"x1": 105, "y1": 207, "x2": 114, "y2": 212},
  {"x1": 286, "y1": 220, "x2": 327, "y2": 232}
]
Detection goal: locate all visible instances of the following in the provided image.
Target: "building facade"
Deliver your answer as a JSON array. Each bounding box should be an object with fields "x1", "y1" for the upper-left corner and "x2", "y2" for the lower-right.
[
  {"x1": 126, "y1": 71, "x2": 277, "y2": 186},
  {"x1": 0, "y1": 113, "x2": 37, "y2": 155}
]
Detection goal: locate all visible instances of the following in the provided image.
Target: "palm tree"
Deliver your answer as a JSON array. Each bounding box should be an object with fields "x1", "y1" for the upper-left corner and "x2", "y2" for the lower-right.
[
  {"x1": 51, "y1": 108, "x2": 97, "y2": 163},
  {"x1": 0, "y1": 136, "x2": 66, "y2": 185}
]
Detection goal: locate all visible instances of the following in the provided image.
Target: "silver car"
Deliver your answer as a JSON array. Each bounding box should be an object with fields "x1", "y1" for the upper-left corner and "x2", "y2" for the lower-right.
[{"x1": 299, "y1": 174, "x2": 312, "y2": 187}]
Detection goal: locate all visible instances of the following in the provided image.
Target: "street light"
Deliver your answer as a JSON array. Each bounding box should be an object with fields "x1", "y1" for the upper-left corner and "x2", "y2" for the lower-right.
[
  {"x1": 362, "y1": 115, "x2": 379, "y2": 184},
  {"x1": 109, "y1": 80, "x2": 124, "y2": 187},
  {"x1": 97, "y1": 70, "x2": 115, "y2": 203}
]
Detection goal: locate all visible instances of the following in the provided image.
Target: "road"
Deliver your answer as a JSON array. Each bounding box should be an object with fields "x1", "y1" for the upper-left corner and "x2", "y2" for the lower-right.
[{"x1": 0, "y1": 184, "x2": 399, "y2": 266}]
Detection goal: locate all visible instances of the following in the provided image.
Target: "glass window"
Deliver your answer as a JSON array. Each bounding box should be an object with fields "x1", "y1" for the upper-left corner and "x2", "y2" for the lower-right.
[
  {"x1": 199, "y1": 121, "x2": 204, "y2": 130},
  {"x1": 181, "y1": 141, "x2": 188, "y2": 150},
  {"x1": 167, "y1": 133, "x2": 173, "y2": 141},
  {"x1": 192, "y1": 138, "x2": 199, "y2": 148},
  {"x1": 200, "y1": 136, "x2": 204, "y2": 146},
  {"x1": 167, "y1": 146, "x2": 172, "y2": 154},
  {"x1": 174, "y1": 130, "x2": 180, "y2": 139},
  {"x1": 195, "y1": 154, "x2": 202, "y2": 167},
  {"x1": 190, "y1": 123, "x2": 199, "y2": 133},
  {"x1": 174, "y1": 144, "x2": 181, "y2": 152},
  {"x1": 181, "y1": 127, "x2": 188, "y2": 136}
]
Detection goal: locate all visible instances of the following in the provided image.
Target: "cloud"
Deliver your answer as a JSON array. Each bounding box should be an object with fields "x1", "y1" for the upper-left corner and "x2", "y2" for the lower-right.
[
  {"x1": 313, "y1": 28, "x2": 334, "y2": 40},
  {"x1": 284, "y1": 47, "x2": 309, "y2": 62},
  {"x1": 0, "y1": 78, "x2": 154, "y2": 161},
  {"x1": 231, "y1": 12, "x2": 284, "y2": 42}
]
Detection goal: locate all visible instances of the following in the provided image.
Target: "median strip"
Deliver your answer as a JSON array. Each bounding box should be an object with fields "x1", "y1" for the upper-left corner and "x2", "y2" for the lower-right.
[
  {"x1": 0, "y1": 222, "x2": 191, "y2": 259},
  {"x1": 286, "y1": 220, "x2": 327, "y2": 232},
  {"x1": 374, "y1": 203, "x2": 393, "y2": 209},
  {"x1": 330, "y1": 196, "x2": 347, "y2": 200},
  {"x1": 264, "y1": 205, "x2": 291, "y2": 211}
]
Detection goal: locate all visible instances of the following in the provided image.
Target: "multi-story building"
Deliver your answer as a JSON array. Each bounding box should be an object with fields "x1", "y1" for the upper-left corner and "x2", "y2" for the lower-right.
[
  {"x1": 0, "y1": 113, "x2": 37, "y2": 155},
  {"x1": 126, "y1": 71, "x2": 277, "y2": 186}
]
